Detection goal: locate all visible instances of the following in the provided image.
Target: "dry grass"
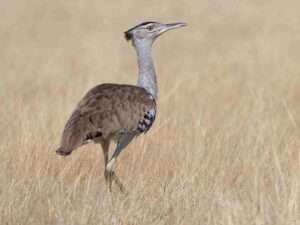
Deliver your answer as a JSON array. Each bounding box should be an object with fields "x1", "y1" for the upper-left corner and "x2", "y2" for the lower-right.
[{"x1": 1, "y1": 0, "x2": 300, "y2": 224}]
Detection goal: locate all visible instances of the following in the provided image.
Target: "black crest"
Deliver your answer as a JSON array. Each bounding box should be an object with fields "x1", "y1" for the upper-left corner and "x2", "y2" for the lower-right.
[
  {"x1": 124, "y1": 30, "x2": 133, "y2": 41},
  {"x1": 124, "y1": 21, "x2": 157, "y2": 41}
]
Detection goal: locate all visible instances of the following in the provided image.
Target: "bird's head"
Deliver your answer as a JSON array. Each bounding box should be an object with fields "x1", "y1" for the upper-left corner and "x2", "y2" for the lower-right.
[{"x1": 124, "y1": 21, "x2": 187, "y2": 46}]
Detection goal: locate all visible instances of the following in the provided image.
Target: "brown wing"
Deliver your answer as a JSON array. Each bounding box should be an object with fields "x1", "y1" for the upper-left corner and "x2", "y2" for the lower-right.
[{"x1": 57, "y1": 84, "x2": 156, "y2": 155}]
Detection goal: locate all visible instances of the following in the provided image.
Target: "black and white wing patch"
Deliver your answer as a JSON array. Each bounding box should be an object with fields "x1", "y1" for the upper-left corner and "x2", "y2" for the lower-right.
[{"x1": 137, "y1": 108, "x2": 156, "y2": 133}]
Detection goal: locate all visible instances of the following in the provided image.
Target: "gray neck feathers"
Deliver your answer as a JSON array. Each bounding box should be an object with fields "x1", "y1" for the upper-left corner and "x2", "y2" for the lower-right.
[{"x1": 134, "y1": 40, "x2": 158, "y2": 99}]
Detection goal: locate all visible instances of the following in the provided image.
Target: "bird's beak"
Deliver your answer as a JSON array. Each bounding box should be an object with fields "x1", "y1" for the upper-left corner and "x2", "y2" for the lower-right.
[
  {"x1": 165, "y1": 22, "x2": 187, "y2": 30},
  {"x1": 158, "y1": 22, "x2": 187, "y2": 36}
]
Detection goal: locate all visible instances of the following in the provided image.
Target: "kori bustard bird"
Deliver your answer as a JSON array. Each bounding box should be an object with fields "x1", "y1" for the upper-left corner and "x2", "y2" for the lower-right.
[{"x1": 56, "y1": 21, "x2": 186, "y2": 192}]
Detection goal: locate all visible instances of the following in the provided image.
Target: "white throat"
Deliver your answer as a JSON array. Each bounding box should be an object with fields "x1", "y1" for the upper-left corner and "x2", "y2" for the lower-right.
[{"x1": 134, "y1": 40, "x2": 158, "y2": 99}]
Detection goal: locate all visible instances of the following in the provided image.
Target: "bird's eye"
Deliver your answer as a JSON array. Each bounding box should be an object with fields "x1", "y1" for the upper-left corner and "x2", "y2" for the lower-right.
[{"x1": 146, "y1": 25, "x2": 154, "y2": 31}]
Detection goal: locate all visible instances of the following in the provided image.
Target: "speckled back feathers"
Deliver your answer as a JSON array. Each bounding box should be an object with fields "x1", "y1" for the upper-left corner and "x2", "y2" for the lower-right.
[{"x1": 57, "y1": 84, "x2": 156, "y2": 155}]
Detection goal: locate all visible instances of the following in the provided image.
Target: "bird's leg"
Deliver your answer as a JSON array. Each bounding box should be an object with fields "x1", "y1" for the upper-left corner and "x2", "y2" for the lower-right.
[
  {"x1": 105, "y1": 158, "x2": 125, "y2": 192},
  {"x1": 100, "y1": 140, "x2": 111, "y2": 187},
  {"x1": 105, "y1": 158, "x2": 116, "y2": 192},
  {"x1": 102, "y1": 145, "x2": 125, "y2": 192},
  {"x1": 105, "y1": 133, "x2": 136, "y2": 192}
]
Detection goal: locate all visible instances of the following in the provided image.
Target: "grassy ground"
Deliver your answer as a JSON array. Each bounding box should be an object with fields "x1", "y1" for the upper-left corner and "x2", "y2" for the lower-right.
[{"x1": 1, "y1": 0, "x2": 300, "y2": 224}]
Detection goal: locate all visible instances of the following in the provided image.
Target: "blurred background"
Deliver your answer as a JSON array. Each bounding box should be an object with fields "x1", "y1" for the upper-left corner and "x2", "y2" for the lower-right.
[{"x1": 1, "y1": 0, "x2": 299, "y2": 224}]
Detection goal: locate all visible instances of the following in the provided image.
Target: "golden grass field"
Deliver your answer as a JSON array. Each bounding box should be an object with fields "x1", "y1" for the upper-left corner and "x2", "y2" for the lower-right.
[{"x1": 1, "y1": 0, "x2": 300, "y2": 224}]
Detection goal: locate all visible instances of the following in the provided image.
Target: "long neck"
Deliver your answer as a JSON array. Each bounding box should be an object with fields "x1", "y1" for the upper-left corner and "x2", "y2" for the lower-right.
[{"x1": 134, "y1": 41, "x2": 158, "y2": 99}]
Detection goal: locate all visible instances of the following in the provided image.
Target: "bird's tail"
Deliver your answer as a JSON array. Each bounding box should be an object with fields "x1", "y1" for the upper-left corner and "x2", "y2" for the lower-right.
[
  {"x1": 56, "y1": 110, "x2": 87, "y2": 157},
  {"x1": 56, "y1": 147, "x2": 72, "y2": 156}
]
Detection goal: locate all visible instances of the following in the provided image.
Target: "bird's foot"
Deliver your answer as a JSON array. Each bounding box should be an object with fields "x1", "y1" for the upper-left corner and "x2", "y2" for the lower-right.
[
  {"x1": 104, "y1": 169, "x2": 126, "y2": 193},
  {"x1": 104, "y1": 169, "x2": 113, "y2": 192}
]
